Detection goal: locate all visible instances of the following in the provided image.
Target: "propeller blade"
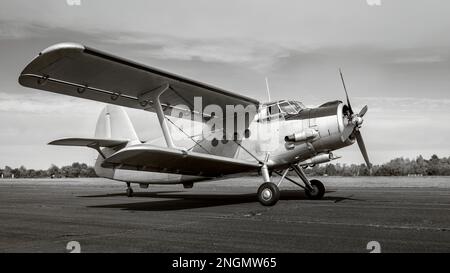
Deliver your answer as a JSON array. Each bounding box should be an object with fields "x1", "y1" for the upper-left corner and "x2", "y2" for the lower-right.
[
  {"x1": 355, "y1": 131, "x2": 371, "y2": 169},
  {"x1": 359, "y1": 105, "x2": 368, "y2": 117},
  {"x1": 341, "y1": 124, "x2": 356, "y2": 142},
  {"x1": 339, "y1": 68, "x2": 353, "y2": 115}
]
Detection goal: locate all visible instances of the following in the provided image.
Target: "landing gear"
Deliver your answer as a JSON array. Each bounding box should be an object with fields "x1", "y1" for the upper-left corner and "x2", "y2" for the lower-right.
[
  {"x1": 126, "y1": 182, "x2": 133, "y2": 197},
  {"x1": 273, "y1": 164, "x2": 326, "y2": 201},
  {"x1": 304, "y1": 179, "x2": 325, "y2": 200},
  {"x1": 255, "y1": 153, "x2": 326, "y2": 206},
  {"x1": 257, "y1": 158, "x2": 280, "y2": 206},
  {"x1": 257, "y1": 182, "x2": 280, "y2": 206}
]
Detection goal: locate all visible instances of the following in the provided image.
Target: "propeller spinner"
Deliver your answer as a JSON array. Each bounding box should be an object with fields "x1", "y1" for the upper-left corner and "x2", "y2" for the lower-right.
[{"x1": 339, "y1": 69, "x2": 372, "y2": 170}]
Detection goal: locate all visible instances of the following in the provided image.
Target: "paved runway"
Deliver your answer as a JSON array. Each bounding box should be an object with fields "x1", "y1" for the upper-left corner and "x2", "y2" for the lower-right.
[{"x1": 0, "y1": 177, "x2": 449, "y2": 253}]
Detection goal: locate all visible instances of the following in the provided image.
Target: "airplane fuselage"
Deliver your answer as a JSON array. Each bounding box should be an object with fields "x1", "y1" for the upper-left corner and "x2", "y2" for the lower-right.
[{"x1": 95, "y1": 100, "x2": 354, "y2": 185}]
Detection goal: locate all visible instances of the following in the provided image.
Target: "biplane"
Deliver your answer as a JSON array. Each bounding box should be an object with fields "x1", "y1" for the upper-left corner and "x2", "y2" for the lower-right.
[{"x1": 19, "y1": 42, "x2": 370, "y2": 206}]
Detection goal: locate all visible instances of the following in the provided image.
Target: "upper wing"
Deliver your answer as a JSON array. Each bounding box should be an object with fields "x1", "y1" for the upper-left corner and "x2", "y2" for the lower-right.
[
  {"x1": 18, "y1": 43, "x2": 260, "y2": 119},
  {"x1": 102, "y1": 144, "x2": 261, "y2": 177}
]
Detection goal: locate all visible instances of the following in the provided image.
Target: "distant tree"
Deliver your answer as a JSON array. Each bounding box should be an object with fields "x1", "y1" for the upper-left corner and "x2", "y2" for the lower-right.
[
  {"x1": 48, "y1": 164, "x2": 60, "y2": 178},
  {"x1": 427, "y1": 154, "x2": 440, "y2": 176},
  {"x1": 3, "y1": 155, "x2": 450, "y2": 179},
  {"x1": 11, "y1": 168, "x2": 20, "y2": 178},
  {"x1": 414, "y1": 155, "x2": 427, "y2": 175},
  {"x1": 3, "y1": 166, "x2": 12, "y2": 178},
  {"x1": 358, "y1": 164, "x2": 370, "y2": 176},
  {"x1": 35, "y1": 170, "x2": 47, "y2": 178},
  {"x1": 18, "y1": 166, "x2": 27, "y2": 178},
  {"x1": 85, "y1": 167, "x2": 97, "y2": 177},
  {"x1": 26, "y1": 169, "x2": 36, "y2": 178},
  {"x1": 70, "y1": 162, "x2": 82, "y2": 177},
  {"x1": 325, "y1": 164, "x2": 337, "y2": 176}
]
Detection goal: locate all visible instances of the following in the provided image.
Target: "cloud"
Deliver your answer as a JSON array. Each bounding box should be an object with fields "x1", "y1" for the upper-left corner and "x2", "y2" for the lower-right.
[
  {"x1": 0, "y1": 91, "x2": 104, "y2": 115},
  {"x1": 0, "y1": 20, "x2": 50, "y2": 40},
  {"x1": 96, "y1": 32, "x2": 295, "y2": 72},
  {"x1": 353, "y1": 96, "x2": 450, "y2": 114},
  {"x1": 0, "y1": 20, "x2": 296, "y2": 72},
  {"x1": 391, "y1": 55, "x2": 445, "y2": 64}
]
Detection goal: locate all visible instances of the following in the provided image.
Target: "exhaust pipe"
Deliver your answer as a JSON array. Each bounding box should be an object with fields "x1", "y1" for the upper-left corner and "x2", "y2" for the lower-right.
[
  {"x1": 299, "y1": 153, "x2": 340, "y2": 166},
  {"x1": 285, "y1": 128, "x2": 319, "y2": 142}
]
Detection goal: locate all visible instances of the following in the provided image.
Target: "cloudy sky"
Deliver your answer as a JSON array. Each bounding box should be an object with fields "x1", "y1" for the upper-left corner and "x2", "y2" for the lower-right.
[{"x1": 1, "y1": 0, "x2": 450, "y2": 169}]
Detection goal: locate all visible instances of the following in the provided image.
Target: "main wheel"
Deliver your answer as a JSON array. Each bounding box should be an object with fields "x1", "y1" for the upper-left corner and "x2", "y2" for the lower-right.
[
  {"x1": 257, "y1": 182, "x2": 280, "y2": 206},
  {"x1": 126, "y1": 187, "x2": 134, "y2": 197},
  {"x1": 305, "y1": 179, "x2": 325, "y2": 200}
]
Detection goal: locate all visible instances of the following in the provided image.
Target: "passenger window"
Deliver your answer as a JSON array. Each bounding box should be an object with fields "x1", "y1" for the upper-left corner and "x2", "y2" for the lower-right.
[{"x1": 268, "y1": 104, "x2": 279, "y2": 115}]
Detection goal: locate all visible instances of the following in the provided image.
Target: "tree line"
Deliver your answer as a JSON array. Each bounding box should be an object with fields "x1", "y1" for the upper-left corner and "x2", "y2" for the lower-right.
[
  {"x1": 1, "y1": 155, "x2": 449, "y2": 178},
  {"x1": 0, "y1": 162, "x2": 97, "y2": 178},
  {"x1": 305, "y1": 154, "x2": 450, "y2": 176}
]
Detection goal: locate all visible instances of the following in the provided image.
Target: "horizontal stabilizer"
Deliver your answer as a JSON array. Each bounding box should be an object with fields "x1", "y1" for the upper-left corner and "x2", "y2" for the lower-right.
[
  {"x1": 102, "y1": 144, "x2": 260, "y2": 177},
  {"x1": 49, "y1": 138, "x2": 128, "y2": 148}
]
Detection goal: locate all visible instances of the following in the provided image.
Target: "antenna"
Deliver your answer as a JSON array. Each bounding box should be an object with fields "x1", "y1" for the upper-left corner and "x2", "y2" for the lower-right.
[{"x1": 265, "y1": 77, "x2": 271, "y2": 102}]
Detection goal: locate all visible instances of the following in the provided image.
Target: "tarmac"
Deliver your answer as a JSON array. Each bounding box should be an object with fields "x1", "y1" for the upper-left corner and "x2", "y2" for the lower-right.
[{"x1": 0, "y1": 177, "x2": 449, "y2": 253}]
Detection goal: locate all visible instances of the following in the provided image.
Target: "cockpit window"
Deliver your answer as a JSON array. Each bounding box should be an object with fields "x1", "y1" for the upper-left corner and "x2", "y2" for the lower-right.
[
  {"x1": 279, "y1": 101, "x2": 297, "y2": 114},
  {"x1": 267, "y1": 104, "x2": 279, "y2": 115},
  {"x1": 291, "y1": 101, "x2": 305, "y2": 112},
  {"x1": 260, "y1": 100, "x2": 305, "y2": 119}
]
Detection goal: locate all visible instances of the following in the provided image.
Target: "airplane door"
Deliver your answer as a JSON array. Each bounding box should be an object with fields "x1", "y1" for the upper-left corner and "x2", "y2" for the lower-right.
[{"x1": 308, "y1": 109, "x2": 317, "y2": 128}]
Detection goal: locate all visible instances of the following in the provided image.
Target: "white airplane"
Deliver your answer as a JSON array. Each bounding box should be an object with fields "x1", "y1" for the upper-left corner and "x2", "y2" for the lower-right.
[{"x1": 18, "y1": 42, "x2": 370, "y2": 206}]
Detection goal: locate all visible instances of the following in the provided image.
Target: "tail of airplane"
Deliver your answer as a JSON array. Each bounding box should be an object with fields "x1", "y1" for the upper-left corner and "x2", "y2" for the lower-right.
[
  {"x1": 94, "y1": 105, "x2": 139, "y2": 143},
  {"x1": 49, "y1": 105, "x2": 140, "y2": 178},
  {"x1": 93, "y1": 105, "x2": 140, "y2": 178}
]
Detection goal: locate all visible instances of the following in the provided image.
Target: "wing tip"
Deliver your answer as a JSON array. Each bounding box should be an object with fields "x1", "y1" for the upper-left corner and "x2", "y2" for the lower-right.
[
  {"x1": 40, "y1": 42, "x2": 85, "y2": 55},
  {"x1": 18, "y1": 42, "x2": 86, "y2": 85}
]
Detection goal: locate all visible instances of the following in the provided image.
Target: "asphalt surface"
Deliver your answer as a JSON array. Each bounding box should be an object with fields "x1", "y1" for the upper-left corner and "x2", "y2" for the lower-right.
[{"x1": 0, "y1": 178, "x2": 449, "y2": 253}]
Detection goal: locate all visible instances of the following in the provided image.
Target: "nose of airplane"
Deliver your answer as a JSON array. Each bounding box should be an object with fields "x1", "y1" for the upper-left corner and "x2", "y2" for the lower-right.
[
  {"x1": 352, "y1": 115, "x2": 363, "y2": 127},
  {"x1": 339, "y1": 69, "x2": 371, "y2": 170}
]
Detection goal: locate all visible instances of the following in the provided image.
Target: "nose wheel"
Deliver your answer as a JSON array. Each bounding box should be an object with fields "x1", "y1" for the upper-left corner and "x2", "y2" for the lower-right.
[{"x1": 257, "y1": 182, "x2": 280, "y2": 206}]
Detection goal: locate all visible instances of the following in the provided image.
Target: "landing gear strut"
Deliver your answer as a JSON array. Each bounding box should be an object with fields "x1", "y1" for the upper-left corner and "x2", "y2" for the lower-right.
[
  {"x1": 255, "y1": 154, "x2": 325, "y2": 206},
  {"x1": 291, "y1": 164, "x2": 325, "y2": 200},
  {"x1": 274, "y1": 164, "x2": 326, "y2": 200},
  {"x1": 257, "y1": 159, "x2": 280, "y2": 206},
  {"x1": 126, "y1": 182, "x2": 133, "y2": 197}
]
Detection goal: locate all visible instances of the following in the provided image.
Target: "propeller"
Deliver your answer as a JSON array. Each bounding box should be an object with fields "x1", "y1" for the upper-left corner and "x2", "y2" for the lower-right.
[
  {"x1": 339, "y1": 68, "x2": 371, "y2": 170},
  {"x1": 339, "y1": 68, "x2": 353, "y2": 115},
  {"x1": 355, "y1": 131, "x2": 371, "y2": 169}
]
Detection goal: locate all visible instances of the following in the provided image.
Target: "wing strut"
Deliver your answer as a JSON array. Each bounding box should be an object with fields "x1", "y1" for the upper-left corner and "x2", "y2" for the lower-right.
[{"x1": 138, "y1": 83, "x2": 175, "y2": 148}]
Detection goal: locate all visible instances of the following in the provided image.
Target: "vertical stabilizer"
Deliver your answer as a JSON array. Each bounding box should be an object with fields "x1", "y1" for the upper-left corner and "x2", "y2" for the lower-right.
[
  {"x1": 95, "y1": 105, "x2": 139, "y2": 143},
  {"x1": 93, "y1": 105, "x2": 139, "y2": 178}
]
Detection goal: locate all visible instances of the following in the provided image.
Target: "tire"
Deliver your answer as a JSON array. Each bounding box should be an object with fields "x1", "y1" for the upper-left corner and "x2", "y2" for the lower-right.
[
  {"x1": 305, "y1": 179, "x2": 325, "y2": 200},
  {"x1": 126, "y1": 188, "x2": 133, "y2": 197},
  {"x1": 257, "y1": 182, "x2": 280, "y2": 206}
]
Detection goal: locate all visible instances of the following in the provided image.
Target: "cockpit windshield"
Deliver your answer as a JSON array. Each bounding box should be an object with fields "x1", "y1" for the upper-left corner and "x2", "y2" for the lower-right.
[
  {"x1": 259, "y1": 100, "x2": 306, "y2": 120},
  {"x1": 279, "y1": 101, "x2": 298, "y2": 114},
  {"x1": 279, "y1": 101, "x2": 305, "y2": 114},
  {"x1": 290, "y1": 101, "x2": 305, "y2": 112}
]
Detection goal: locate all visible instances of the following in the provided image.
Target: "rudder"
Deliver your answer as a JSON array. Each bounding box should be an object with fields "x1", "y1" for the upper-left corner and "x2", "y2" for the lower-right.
[{"x1": 95, "y1": 105, "x2": 139, "y2": 144}]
